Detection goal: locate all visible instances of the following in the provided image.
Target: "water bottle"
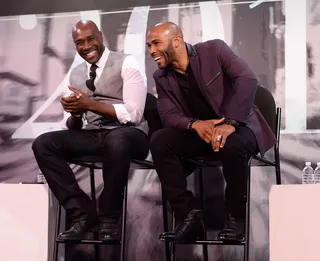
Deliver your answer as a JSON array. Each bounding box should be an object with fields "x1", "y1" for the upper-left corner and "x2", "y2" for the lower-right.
[
  {"x1": 314, "y1": 162, "x2": 320, "y2": 184},
  {"x1": 302, "y1": 162, "x2": 314, "y2": 184},
  {"x1": 37, "y1": 169, "x2": 46, "y2": 184}
]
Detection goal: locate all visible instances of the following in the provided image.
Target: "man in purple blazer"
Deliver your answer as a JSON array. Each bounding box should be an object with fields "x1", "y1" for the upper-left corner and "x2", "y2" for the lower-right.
[{"x1": 146, "y1": 22, "x2": 276, "y2": 242}]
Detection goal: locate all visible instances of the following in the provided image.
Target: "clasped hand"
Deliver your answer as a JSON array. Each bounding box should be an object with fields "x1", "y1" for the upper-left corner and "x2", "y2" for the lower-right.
[
  {"x1": 60, "y1": 86, "x2": 91, "y2": 117},
  {"x1": 191, "y1": 118, "x2": 236, "y2": 152}
]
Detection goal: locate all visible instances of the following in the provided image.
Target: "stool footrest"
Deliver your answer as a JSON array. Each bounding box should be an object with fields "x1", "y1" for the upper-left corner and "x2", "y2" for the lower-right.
[
  {"x1": 170, "y1": 239, "x2": 246, "y2": 245},
  {"x1": 56, "y1": 238, "x2": 121, "y2": 245}
]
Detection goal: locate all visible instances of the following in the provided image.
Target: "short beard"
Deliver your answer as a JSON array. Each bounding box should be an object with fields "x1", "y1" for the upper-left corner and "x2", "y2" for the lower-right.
[{"x1": 164, "y1": 40, "x2": 175, "y2": 65}]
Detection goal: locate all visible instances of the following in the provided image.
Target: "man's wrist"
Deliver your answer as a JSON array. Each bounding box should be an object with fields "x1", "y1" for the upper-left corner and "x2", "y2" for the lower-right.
[
  {"x1": 188, "y1": 118, "x2": 199, "y2": 131},
  {"x1": 86, "y1": 98, "x2": 95, "y2": 111},
  {"x1": 71, "y1": 113, "x2": 82, "y2": 119},
  {"x1": 223, "y1": 119, "x2": 239, "y2": 129}
]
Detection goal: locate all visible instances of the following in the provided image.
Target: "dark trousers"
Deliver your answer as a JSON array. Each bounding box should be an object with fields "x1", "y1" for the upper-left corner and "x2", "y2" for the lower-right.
[
  {"x1": 32, "y1": 127, "x2": 149, "y2": 222},
  {"x1": 150, "y1": 126, "x2": 258, "y2": 221}
]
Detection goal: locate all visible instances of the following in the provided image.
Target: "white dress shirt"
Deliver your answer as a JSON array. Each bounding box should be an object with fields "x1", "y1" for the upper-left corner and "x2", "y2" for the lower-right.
[{"x1": 61, "y1": 46, "x2": 146, "y2": 128}]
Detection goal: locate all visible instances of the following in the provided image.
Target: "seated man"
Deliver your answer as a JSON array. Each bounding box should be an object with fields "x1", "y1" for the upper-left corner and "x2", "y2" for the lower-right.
[
  {"x1": 146, "y1": 22, "x2": 276, "y2": 242},
  {"x1": 32, "y1": 20, "x2": 149, "y2": 241}
]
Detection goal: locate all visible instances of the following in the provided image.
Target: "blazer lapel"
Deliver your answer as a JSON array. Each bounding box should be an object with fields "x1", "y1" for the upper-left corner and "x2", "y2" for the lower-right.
[{"x1": 189, "y1": 55, "x2": 206, "y2": 94}]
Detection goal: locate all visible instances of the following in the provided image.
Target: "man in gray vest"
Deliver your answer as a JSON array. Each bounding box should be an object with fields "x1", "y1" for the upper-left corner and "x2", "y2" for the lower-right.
[{"x1": 32, "y1": 20, "x2": 149, "y2": 241}]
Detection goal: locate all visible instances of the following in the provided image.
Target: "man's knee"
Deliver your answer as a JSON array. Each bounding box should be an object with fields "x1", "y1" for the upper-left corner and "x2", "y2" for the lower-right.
[
  {"x1": 220, "y1": 132, "x2": 254, "y2": 158},
  {"x1": 103, "y1": 128, "x2": 147, "y2": 155},
  {"x1": 150, "y1": 128, "x2": 176, "y2": 153},
  {"x1": 32, "y1": 132, "x2": 52, "y2": 155},
  {"x1": 104, "y1": 134, "x2": 127, "y2": 153}
]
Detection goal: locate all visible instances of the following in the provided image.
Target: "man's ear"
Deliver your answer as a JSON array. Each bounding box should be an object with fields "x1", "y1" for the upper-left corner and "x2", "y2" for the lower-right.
[
  {"x1": 173, "y1": 35, "x2": 180, "y2": 48},
  {"x1": 99, "y1": 31, "x2": 103, "y2": 42}
]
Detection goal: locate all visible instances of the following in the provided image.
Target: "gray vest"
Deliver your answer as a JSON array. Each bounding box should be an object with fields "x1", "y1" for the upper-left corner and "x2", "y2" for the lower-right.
[{"x1": 69, "y1": 51, "x2": 148, "y2": 135}]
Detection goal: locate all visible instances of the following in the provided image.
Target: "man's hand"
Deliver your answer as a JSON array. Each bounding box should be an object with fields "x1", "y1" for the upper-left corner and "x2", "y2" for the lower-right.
[
  {"x1": 60, "y1": 86, "x2": 91, "y2": 115},
  {"x1": 61, "y1": 92, "x2": 80, "y2": 117},
  {"x1": 191, "y1": 118, "x2": 225, "y2": 143},
  {"x1": 211, "y1": 124, "x2": 236, "y2": 152}
]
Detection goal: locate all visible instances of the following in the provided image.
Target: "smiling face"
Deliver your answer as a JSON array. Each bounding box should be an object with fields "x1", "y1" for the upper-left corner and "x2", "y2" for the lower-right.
[
  {"x1": 146, "y1": 27, "x2": 177, "y2": 69},
  {"x1": 72, "y1": 21, "x2": 104, "y2": 64}
]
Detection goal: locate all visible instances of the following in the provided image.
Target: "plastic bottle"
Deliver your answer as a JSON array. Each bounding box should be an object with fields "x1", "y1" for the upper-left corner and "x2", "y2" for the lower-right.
[{"x1": 302, "y1": 162, "x2": 314, "y2": 184}]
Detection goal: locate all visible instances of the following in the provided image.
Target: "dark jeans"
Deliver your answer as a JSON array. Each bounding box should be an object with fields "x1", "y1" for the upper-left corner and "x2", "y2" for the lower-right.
[
  {"x1": 32, "y1": 127, "x2": 149, "y2": 222},
  {"x1": 150, "y1": 126, "x2": 258, "y2": 221}
]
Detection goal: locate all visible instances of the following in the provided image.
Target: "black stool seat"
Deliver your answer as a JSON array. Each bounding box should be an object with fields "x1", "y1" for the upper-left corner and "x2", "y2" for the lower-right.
[
  {"x1": 68, "y1": 156, "x2": 154, "y2": 169},
  {"x1": 184, "y1": 153, "x2": 275, "y2": 167}
]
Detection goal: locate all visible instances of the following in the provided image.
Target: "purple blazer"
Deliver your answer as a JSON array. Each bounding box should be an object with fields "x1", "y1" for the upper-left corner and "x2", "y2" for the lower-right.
[{"x1": 153, "y1": 39, "x2": 276, "y2": 156}]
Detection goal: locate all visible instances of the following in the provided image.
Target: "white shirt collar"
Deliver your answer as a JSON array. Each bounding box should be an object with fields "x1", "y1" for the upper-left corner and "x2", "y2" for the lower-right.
[{"x1": 85, "y1": 45, "x2": 110, "y2": 73}]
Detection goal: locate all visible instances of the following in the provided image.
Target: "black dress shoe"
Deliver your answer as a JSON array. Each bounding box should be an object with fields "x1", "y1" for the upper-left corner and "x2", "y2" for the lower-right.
[
  {"x1": 217, "y1": 214, "x2": 245, "y2": 242},
  {"x1": 57, "y1": 219, "x2": 96, "y2": 241},
  {"x1": 159, "y1": 209, "x2": 204, "y2": 243},
  {"x1": 100, "y1": 219, "x2": 120, "y2": 241}
]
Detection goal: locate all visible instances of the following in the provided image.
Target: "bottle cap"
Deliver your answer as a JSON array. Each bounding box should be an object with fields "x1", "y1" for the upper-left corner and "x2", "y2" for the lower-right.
[{"x1": 306, "y1": 162, "x2": 311, "y2": 165}]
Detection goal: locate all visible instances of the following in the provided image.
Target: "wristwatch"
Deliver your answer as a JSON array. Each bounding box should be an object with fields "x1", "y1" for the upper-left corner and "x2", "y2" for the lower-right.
[
  {"x1": 223, "y1": 119, "x2": 239, "y2": 129},
  {"x1": 187, "y1": 118, "x2": 199, "y2": 131}
]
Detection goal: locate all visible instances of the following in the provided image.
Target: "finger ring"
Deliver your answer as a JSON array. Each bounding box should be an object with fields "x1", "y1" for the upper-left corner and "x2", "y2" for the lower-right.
[{"x1": 217, "y1": 135, "x2": 222, "y2": 141}]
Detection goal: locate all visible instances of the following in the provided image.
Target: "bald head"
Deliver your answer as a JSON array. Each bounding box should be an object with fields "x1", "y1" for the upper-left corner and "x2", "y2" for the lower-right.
[
  {"x1": 72, "y1": 20, "x2": 99, "y2": 38},
  {"x1": 72, "y1": 20, "x2": 104, "y2": 64},
  {"x1": 149, "y1": 21, "x2": 183, "y2": 39}
]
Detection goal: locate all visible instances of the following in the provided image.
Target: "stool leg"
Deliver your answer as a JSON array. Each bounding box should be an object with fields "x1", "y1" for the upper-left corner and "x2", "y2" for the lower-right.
[
  {"x1": 161, "y1": 186, "x2": 171, "y2": 261},
  {"x1": 53, "y1": 201, "x2": 61, "y2": 261},
  {"x1": 120, "y1": 182, "x2": 128, "y2": 261},
  {"x1": 171, "y1": 244, "x2": 176, "y2": 261},
  {"x1": 89, "y1": 166, "x2": 97, "y2": 213},
  {"x1": 275, "y1": 149, "x2": 281, "y2": 185},
  {"x1": 244, "y1": 163, "x2": 252, "y2": 261},
  {"x1": 171, "y1": 216, "x2": 176, "y2": 261},
  {"x1": 275, "y1": 108, "x2": 281, "y2": 185},
  {"x1": 198, "y1": 168, "x2": 209, "y2": 261},
  {"x1": 89, "y1": 166, "x2": 100, "y2": 261}
]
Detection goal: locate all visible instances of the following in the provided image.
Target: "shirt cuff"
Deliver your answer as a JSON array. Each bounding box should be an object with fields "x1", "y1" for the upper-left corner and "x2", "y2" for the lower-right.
[
  {"x1": 113, "y1": 104, "x2": 132, "y2": 124},
  {"x1": 60, "y1": 111, "x2": 70, "y2": 130}
]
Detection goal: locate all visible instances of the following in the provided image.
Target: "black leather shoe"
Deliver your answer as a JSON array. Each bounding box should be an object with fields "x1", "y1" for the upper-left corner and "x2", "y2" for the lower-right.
[
  {"x1": 159, "y1": 209, "x2": 204, "y2": 243},
  {"x1": 57, "y1": 219, "x2": 96, "y2": 241},
  {"x1": 217, "y1": 214, "x2": 245, "y2": 242},
  {"x1": 100, "y1": 219, "x2": 120, "y2": 241}
]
